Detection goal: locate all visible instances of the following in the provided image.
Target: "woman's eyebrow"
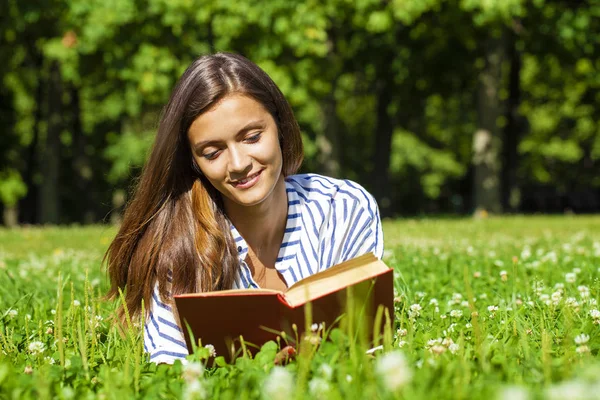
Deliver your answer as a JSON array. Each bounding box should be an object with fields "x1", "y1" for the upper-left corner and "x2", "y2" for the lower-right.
[
  {"x1": 193, "y1": 120, "x2": 266, "y2": 152},
  {"x1": 235, "y1": 119, "x2": 265, "y2": 137}
]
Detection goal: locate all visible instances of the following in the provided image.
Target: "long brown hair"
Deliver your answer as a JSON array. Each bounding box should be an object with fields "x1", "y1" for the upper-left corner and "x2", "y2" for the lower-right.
[{"x1": 105, "y1": 53, "x2": 304, "y2": 322}]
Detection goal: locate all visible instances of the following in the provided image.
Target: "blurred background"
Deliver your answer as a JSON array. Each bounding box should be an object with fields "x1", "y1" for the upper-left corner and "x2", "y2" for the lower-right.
[{"x1": 0, "y1": 0, "x2": 599, "y2": 226}]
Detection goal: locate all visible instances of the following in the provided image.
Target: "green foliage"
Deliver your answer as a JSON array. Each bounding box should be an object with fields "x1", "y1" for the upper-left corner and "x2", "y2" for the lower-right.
[
  {"x1": 0, "y1": 169, "x2": 27, "y2": 207},
  {"x1": 390, "y1": 129, "x2": 465, "y2": 198},
  {"x1": 1, "y1": 0, "x2": 600, "y2": 221}
]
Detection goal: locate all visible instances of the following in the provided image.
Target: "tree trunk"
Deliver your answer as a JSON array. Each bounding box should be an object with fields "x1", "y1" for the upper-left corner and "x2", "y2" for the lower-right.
[
  {"x1": 502, "y1": 25, "x2": 522, "y2": 212},
  {"x1": 3, "y1": 205, "x2": 18, "y2": 228},
  {"x1": 317, "y1": 84, "x2": 341, "y2": 178},
  {"x1": 473, "y1": 33, "x2": 504, "y2": 215},
  {"x1": 38, "y1": 61, "x2": 62, "y2": 224},
  {"x1": 372, "y1": 78, "x2": 394, "y2": 217},
  {"x1": 71, "y1": 86, "x2": 95, "y2": 223},
  {"x1": 20, "y1": 55, "x2": 44, "y2": 224}
]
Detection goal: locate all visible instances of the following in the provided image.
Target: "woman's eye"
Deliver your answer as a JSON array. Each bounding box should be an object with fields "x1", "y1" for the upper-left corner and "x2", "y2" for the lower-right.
[
  {"x1": 245, "y1": 132, "x2": 261, "y2": 143},
  {"x1": 202, "y1": 150, "x2": 220, "y2": 160}
]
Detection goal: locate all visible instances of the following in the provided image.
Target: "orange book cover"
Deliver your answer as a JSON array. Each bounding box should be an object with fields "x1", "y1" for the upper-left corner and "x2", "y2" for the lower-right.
[{"x1": 173, "y1": 252, "x2": 394, "y2": 361}]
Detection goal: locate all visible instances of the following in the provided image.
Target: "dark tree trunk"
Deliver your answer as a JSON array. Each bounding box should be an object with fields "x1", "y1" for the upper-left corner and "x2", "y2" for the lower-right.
[
  {"x1": 317, "y1": 81, "x2": 342, "y2": 178},
  {"x1": 372, "y1": 78, "x2": 394, "y2": 217},
  {"x1": 38, "y1": 61, "x2": 62, "y2": 224},
  {"x1": 70, "y1": 86, "x2": 95, "y2": 223},
  {"x1": 502, "y1": 26, "x2": 522, "y2": 212},
  {"x1": 20, "y1": 55, "x2": 44, "y2": 224},
  {"x1": 472, "y1": 32, "x2": 504, "y2": 215}
]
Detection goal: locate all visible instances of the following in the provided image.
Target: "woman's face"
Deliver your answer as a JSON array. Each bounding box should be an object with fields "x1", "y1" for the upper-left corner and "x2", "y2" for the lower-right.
[{"x1": 187, "y1": 94, "x2": 283, "y2": 210}]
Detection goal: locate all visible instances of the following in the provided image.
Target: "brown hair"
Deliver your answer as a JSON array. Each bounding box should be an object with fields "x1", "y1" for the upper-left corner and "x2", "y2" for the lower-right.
[{"x1": 104, "y1": 53, "x2": 304, "y2": 322}]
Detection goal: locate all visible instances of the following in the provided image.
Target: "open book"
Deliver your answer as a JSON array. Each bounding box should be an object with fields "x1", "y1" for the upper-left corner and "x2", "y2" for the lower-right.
[{"x1": 174, "y1": 252, "x2": 394, "y2": 361}]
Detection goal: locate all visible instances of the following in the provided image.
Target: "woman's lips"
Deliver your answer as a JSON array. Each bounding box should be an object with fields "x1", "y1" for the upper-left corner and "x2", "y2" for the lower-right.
[{"x1": 231, "y1": 169, "x2": 263, "y2": 189}]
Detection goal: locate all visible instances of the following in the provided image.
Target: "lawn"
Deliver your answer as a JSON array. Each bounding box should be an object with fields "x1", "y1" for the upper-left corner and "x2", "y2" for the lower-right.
[{"x1": 1, "y1": 216, "x2": 599, "y2": 399}]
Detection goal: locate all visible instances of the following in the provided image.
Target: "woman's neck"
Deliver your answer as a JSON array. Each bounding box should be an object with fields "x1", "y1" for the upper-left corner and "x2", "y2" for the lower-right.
[{"x1": 224, "y1": 176, "x2": 288, "y2": 260}]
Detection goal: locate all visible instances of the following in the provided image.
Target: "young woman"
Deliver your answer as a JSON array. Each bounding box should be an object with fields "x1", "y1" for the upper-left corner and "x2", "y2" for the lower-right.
[{"x1": 105, "y1": 53, "x2": 384, "y2": 364}]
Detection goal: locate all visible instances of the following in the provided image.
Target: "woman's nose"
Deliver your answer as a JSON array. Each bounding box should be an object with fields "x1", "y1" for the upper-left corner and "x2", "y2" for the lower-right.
[{"x1": 228, "y1": 146, "x2": 252, "y2": 176}]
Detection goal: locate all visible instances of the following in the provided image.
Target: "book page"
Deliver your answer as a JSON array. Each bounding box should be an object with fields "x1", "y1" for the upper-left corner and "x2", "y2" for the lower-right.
[
  {"x1": 283, "y1": 253, "x2": 390, "y2": 307},
  {"x1": 176, "y1": 288, "x2": 282, "y2": 297}
]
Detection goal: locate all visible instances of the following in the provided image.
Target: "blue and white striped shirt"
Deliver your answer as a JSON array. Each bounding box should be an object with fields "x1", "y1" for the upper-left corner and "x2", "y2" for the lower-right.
[{"x1": 144, "y1": 173, "x2": 384, "y2": 363}]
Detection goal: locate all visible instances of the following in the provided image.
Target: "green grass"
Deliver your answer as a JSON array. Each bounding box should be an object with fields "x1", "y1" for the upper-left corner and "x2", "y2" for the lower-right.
[{"x1": 1, "y1": 216, "x2": 600, "y2": 399}]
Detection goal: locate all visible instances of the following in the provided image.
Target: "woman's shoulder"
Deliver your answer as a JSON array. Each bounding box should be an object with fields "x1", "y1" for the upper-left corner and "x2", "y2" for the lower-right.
[{"x1": 285, "y1": 173, "x2": 376, "y2": 208}]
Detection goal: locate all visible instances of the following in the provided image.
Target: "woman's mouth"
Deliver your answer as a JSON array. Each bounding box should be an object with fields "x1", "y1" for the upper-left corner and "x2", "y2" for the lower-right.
[{"x1": 231, "y1": 170, "x2": 263, "y2": 189}]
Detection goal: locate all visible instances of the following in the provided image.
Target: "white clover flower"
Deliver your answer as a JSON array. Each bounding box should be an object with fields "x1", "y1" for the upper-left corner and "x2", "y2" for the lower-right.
[
  {"x1": 397, "y1": 328, "x2": 408, "y2": 337},
  {"x1": 415, "y1": 291, "x2": 426, "y2": 298},
  {"x1": 497, "y1": 385, "x2": 530, "y2": 400},
  {"x1": 450, "y1": 310, "x2": 463, "y2": 318},
  {"x1": 7, "y1": 309, "x2": 17, "y2": 319},
  {"x1": 465, "y1": 323, "x2": 472, "y2": 329},
  {"x1": 375, "y1": 351, "x2": 412, "y2": 391},
  {"x1": 546, "y1": 380, "x2": 588, "y2": 400},
  {"x1": 572, "y1": 267, "x2": 581, "y2": 274},
  {"x1": 25, "y1": 314, "x2": 32, "y2": 321},
  {"x1": 317, "y1": 364, "x2": 333, "y2": 380},
  {"x1": 408, "y1": 304, "x2": 422, "y2": 318},
  {"x1": 473, "y1": 271, "x2": 481, "y2": 278},
  {"x1": 398, "y1": 340, "x2": 408, "y2": 348},
  {"x1": 430, "y1": 345, "x2": 446, "y2": 355},
  {"x1": 576, "y1": 345, "x2": 590, "y2": 354},
  {"x1": 488, "y1": 305, "x2": 499, "y2": 312},
  {"x1": 73, "y1": 300, "x2": 81, "y2": 307},
  {"x1": 538, "y1": 294, "x2": 552, "y2": 306},
  {"x1": 263, "y1": 367, "x2": 294, "y2": 400},
  {"x1": 566, "y1": 297, "x2": 579, "y2": 308},
  {"x1": 578, "y1": 286, "x2": 590, "y2": 298},
  {"x1": 551, "y1": 291, "x2": 562, "y2": 304},
  {"x1": 429, "y1": 298, "x2": 438, "y2": 306},
  {"x1": 452, "y1": 293, "x2": 463, "y2": 304},
  {"x1": 574, "y1": 334, "x2": 590, "y2": 345},
  {"x1": 204, "y1": 344, "x2": 216, "y2": 357},
  {"x1": 182, "y1": 361, "x2": 204, "y2": 384},
  {"x1": 441, "y1": 337, "x2": 454, "y2": 347},
  {"x1": 183, "y1": 379, "x2": 207, "y2": 400},
  {"x1": 565, "y1": 273, "x2": 576, "y2": 283},
  {"x1": 544, "y1": 251, "x2": 558, "y2": 263},
  {"x1": 426, "y1": 338, "x2": 442, "y2": 348},
  {"x1": 28, "y1": 341, "x2": 45, "y2": 355},
  {"x1": 308, "y1": 378, "x2": 330, "y2": 399},
  {"x1": 589, "y1": 309, "x2": 600, "y2": 319},
  {"x1": 448, "y1": 343, "x2": 460, "y2": 354}
]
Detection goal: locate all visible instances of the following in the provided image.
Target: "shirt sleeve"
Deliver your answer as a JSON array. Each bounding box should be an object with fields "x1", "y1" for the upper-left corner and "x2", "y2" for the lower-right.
[
  {"x1": 143, "y1": 283, "x2": 189, "y2": 364},
  {"x1": 318, "y1": 180, "x2": 384, "y2": 271}
]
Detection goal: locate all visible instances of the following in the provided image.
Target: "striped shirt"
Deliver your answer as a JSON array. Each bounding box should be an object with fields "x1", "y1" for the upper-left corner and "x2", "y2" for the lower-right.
[{"x1": 144, "y1": 173, "x2": 384, "y2": 363}]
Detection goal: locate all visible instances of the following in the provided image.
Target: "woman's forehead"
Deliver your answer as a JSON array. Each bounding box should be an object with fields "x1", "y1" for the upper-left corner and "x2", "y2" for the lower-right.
[{"x1": 188, "y1": 94, "x2": 274, "y2": 141}]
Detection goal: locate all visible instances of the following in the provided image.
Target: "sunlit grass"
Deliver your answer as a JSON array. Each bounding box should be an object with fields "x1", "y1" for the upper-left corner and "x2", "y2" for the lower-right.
[{"x1": 1, "y1": 216, "x2": 599, "y2": 399}]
